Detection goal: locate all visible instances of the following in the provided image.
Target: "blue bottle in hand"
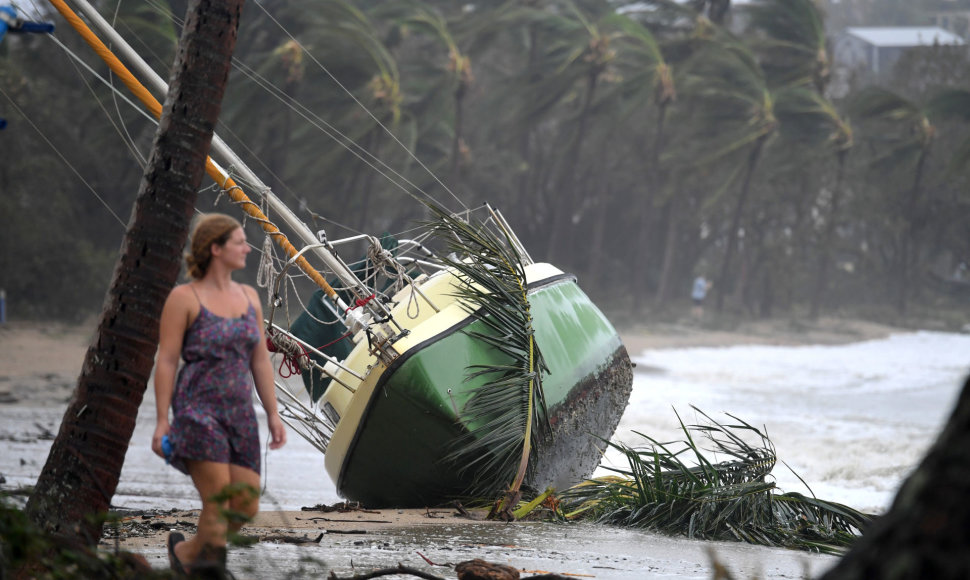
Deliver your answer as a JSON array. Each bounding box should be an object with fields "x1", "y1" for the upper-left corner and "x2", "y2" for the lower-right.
[{"x1": 161, "y1": 435, "x2": 173, "y2": 464}]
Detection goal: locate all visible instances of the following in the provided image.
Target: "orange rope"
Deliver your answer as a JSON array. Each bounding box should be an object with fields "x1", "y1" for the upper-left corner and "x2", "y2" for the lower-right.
[{"x1": 47, "y1": 0, "x2": 338, "y2": 299}]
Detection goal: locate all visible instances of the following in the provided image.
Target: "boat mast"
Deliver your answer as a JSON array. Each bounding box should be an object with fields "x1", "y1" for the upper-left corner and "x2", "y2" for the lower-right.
[{"x1": 49, "y1": 0, "x2": 400, "y2": 353}]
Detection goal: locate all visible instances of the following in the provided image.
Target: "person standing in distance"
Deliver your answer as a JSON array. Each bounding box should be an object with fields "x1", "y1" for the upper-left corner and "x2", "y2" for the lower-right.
[
  {"x1": 152, "y1": 213, "x2": 286, "y2": 574},
  {"x1": 691, "y1": 274, "x2": 712, "y2": 320}
]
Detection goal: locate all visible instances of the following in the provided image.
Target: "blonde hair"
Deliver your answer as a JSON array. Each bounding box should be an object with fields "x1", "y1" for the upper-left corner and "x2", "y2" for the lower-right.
[{"x1": 185, "y1": 213, "x2": 243, "y2": 279}]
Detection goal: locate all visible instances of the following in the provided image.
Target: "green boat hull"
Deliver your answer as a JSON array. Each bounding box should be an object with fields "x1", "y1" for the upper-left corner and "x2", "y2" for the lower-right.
[{"x1": 336, "y1": 274, "x2": 633, "y2": 507}]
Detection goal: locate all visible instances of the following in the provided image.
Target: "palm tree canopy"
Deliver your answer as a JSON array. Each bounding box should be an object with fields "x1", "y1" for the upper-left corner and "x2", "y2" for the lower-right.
[{"x1": 747, "y1": 0, "x2": 829, "y2": 92}]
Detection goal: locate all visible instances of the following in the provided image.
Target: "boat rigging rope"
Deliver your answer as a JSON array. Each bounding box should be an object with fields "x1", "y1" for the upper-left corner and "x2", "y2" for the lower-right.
[
  {"x1": 257, "y1": 234, "x2": 278, "y2": 291},
  {"x1": 265, "y1": 328, "x2": 311, "y2": 378},
  {"x1": 366, "y1": 237, "x2": 421, "y2": 319},
  {"x1": 44, "y1": 0, "x2": 345, "y2": 300}
]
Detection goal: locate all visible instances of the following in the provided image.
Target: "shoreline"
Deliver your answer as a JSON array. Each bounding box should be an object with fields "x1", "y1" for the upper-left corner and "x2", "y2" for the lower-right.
[
  {"x1": 0, "y1": 316, "x2": 922, "y2": 577},
  {"x1": 0, "y1": 316, "x2": 906, "y2": 408},
  {"x1": 618, "y1": 316, "x2": 904, "y2": 353}
]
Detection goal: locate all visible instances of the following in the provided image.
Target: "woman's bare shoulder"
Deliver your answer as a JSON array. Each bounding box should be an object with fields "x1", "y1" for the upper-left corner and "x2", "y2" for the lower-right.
[
  {"x1": 163, "y1": 283, "x2": 201, "y2": 315},
  {"x1": 167, "y1": 283, "x2": 197, "y2": 301}
]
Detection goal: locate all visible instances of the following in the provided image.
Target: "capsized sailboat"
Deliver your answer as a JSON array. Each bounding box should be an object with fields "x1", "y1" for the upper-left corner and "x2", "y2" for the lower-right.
[{"x1": 46, "y1": 0, "x2": 634, "y2": 509}]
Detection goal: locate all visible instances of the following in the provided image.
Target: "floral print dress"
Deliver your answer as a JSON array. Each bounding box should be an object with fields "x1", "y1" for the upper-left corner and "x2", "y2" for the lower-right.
[{"x1": 168, "y1": 296, "x2": 262, "y2": 475}]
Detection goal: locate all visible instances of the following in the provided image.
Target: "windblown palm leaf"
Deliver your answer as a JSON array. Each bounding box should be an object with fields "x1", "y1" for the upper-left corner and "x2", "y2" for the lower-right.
[
  {"x1": 425, "y1": 203, "x2": 549, "y2": 515},
  {"x1": 684, "y1": 38, "x2": 778, "y2": 163},
  {"x1": 775, "y1": 86, "x2": 852, "y2": 151},
  {"x1": 851, "y1": 87, "x2": 934, "y2": 173},
  {"x1": 747, "y1": 0, "x2": 829, "y2": 92},
  {"x1": 561, "y1": 407, "x2": 872, "y2": 554}
]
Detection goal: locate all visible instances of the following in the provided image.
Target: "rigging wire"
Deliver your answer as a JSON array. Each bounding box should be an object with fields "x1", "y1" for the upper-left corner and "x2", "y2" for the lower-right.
[
  {"x1": 249, "y1": 0, "x2": 469, "y2": 212},
  {"x1": 0, "y1": 84, "x2": 128, "y2": 229},
  {"x1": 45, "y1": 32, "x2": 152, "y2": 166},
  {"x1": 19, "y1": 0, "x2": 492, "y2": 314},
  {"x1": 136, "y1": 0, "x2": 469, "y2": 213},
  {"x1": 130, "y1": 0, "x2": 457, "y2": 238}
]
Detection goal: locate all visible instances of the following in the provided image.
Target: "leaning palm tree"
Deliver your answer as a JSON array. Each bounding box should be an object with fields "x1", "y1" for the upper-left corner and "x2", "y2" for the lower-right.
[
  {"x1": 746, "y1": 0, "x2": 849, "y2": 318},
  {"x1": 561, "y1": 407, "x2": 872, "y2": 554},
  {"x1": 850, "y1": 87, "x2": 935, "y2": 315},
  {"x1": 381, "y1": 2, "x2": 474, "y2": 191},
  {"x1": 542, "y1": 0, "x2": 618, "y2": 265},
  {"x1": 602, "y1": 12, "x2": 679, "y2": 311},
  {"x1": 25, "y1": 0, "x2": 242, "y2": 555},
  {"x1": 773, "y1": 87, "x2": 853, "y2": 319},
  {"x1": 683, "y1": 38, "x2": 779, "y2": 312},
  {"x1": 220, "y1": 0, "x2": 400, "y2": 222}
]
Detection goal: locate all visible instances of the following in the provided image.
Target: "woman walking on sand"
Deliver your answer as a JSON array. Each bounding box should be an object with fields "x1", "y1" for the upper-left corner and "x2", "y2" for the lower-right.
[{"x1": 152, "y1": 213, "x2": 286, "y2": 575}]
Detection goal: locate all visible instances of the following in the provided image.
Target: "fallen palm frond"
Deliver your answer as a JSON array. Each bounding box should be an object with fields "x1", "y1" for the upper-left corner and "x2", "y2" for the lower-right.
[
  {"x1": 560, "y1": 407, "x2": 872, "y2": 554},
  {"x1": 424, "y1": 203, "x2": 549, "y2": 519}
]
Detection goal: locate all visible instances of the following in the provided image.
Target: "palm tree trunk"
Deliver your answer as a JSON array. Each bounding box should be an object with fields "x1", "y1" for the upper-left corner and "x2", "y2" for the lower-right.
[
  {"x1": 896, "y1": 145, "x2": 930, "y2": 315},
  {"x1": 654, "y1": 197, "x2": 679, "y2": 307},
  {"x1": 631, "y1": 103, "x2": 669, "y2": 313},
  {"x1": 355, "y1": 128, "x2": 383, "y2": 231},
  {"x1": 810, "y1": 150, "x2": 847, "y2": 319},
  {"x1": 587, "y1": 179, "x2": 611, "y2": 282},
  {"x1": 716, "y1": 136, "x2": 765, "y2": 313},
  {"x1": 25, "y1": 0, "x2": 242, "y2": 549},
  {"x1": 266, "y1": 74, "x2": 298, "y2": 193},
  {"x1": 517, "y1": 23, "x2": 539, "y2": 203},
  {"x1": 547, "y1": 70, "x2": 599, "y2": 264},
  {"x1": 450, "y1": 82, "x2": 466, "y2": 190}
]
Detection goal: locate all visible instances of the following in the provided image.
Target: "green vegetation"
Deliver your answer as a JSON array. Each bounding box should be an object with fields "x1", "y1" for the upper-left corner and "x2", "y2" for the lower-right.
[
  {"x1": 1, "y1": 0, "x2": 968, "y2": 324},
  {"x1": 558, "y1": 407, "x2": 872, "y2": 555},
  {"x1": 427, "y1": 202, "x2": 549, "y2": 518}
]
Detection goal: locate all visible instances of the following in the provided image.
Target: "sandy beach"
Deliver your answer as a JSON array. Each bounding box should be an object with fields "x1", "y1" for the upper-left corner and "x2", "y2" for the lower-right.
[{"x1": 0, "y1": 316, "x2": 911, "y2": 578}]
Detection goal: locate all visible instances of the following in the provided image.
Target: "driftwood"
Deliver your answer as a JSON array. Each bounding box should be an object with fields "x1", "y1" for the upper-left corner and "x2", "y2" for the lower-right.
[{"x1": 326, "y1": 559, "x2": 571, "y2": 580}]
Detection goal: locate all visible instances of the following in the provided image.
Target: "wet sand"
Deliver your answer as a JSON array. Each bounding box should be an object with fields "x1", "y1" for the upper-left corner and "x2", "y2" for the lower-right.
[{"x1": 0, "y1": 317, "x2": 900, "y2": 578}]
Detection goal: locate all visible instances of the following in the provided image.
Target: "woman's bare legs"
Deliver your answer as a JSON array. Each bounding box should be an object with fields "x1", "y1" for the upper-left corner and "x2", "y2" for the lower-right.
[
  {"x1": 227, "y1": 464, "x2": 261, "y2": 535},
  {"x1": 173, "y1": 460, "x2": 261, "y2": 568}
]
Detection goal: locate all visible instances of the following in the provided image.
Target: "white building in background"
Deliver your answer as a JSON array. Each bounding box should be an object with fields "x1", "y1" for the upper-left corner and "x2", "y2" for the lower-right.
[{"x1": 834, "y1": 26, "x2": 966, "y2": 75}]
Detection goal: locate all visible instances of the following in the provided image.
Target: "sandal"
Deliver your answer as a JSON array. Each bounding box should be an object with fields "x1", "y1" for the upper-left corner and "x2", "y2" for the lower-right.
[{"x1": 167, "y1": 531, "x2": 187, "y2": 576}]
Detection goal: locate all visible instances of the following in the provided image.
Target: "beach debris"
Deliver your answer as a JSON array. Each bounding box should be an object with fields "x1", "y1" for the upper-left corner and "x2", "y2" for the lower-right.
[
  {"x1": 100, "y1": 511, "x2": 196, "y2": 541},
  {"x1": 296, "y1": 515, "x2": 391, "y2": 524},
  {"x1": 328, "y1": 564, "x2": 446, "y2": 579},
  {"x1": 325, "y1": 560, "x2": 574, "y2": 580},
  {"x1": 559, "y1": 406, "x2": 872, "y2": 554},
  {"x1": 259, "y1": 532, "x2": 324, "y2": 544},
  {"x1": 302, "y1": 500, "x2": 378, "y2": 514},
  {"x1": 416, "y1": 550, "x2": 453, "y2": 567},
  {"x1": 455, "y1": 559, "x2": 519, "y2": 580},
  {"x1": 425, "y1": 508, "x2": 450, "y2": 519},
  {"x1": 33, "y1": 422, "x2": 55, "y2": 440},
  {"x1": 451, "y1": 501, "x2": 470, "y2": 517}
]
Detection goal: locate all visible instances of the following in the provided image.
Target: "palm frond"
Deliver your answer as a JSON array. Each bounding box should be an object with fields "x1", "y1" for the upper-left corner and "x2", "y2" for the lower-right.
[
  {"x1": 747, "y1": 0, "x2": 828, "y2": 91},
  {"x1": 560, "y1": 407, "x2": 872, "y2": 554},
  {"x1": 424, "y1": 203, "x2": 549, "y2": 513},
  {"x1": 851, "y1": 87, "x2": 922, "y2": 124}
]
